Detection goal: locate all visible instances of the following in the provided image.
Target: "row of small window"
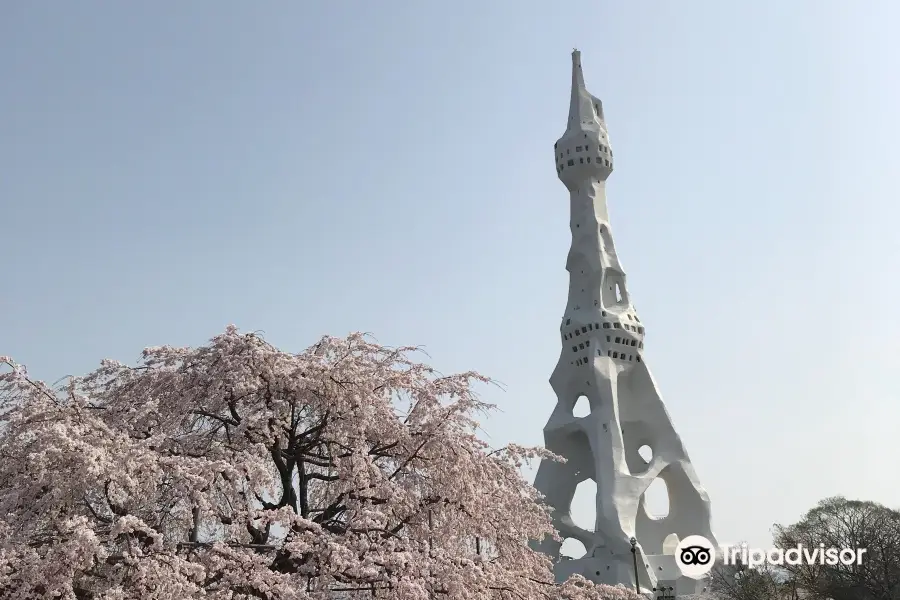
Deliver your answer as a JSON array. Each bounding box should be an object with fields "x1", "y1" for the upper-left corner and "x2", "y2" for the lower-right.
[
  {"x1": 608, "y1": 335, "x2": 643, "y2": 349},
  {"x1": 558, "y1": 157, "x2": 612, "y2": 170},
  {"x1": 571, "y1": 336, "x2": 643, "y2": 353},
  {"x1": 571, "y1": 351, "x2": 643, "y2": 365},
  {"x1": 603, "y1": 349, "x2": 641, "y2": 362},
  {"x1": 556, "y1": 143, "x2": 612, "y2": 158},
  {"x1": 602, "y1": 321, "x2": 643, "y2": 334},
  {"x1": 562, "y1": 320, "x2": 644, "y2": 339},
  {"x1": 564, "y1": 322, "x2": 601, "y2": 340}
]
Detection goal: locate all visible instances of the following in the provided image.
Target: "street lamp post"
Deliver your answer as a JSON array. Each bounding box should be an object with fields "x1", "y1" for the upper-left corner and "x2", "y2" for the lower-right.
[{"x1": 630, "y1": 537, "x2": 640, "y2": 594}]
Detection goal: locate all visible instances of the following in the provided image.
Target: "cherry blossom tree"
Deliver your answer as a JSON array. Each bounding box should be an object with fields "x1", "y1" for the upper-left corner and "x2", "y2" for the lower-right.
[{"x1": 0, "y1": 327, "x2": 638, "y2": 600}]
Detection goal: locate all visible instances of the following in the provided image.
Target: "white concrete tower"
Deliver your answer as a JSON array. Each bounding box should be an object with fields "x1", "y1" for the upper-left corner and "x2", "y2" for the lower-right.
[{"x1": 531, "y1": 50, "x2": 718, "y2": 596}]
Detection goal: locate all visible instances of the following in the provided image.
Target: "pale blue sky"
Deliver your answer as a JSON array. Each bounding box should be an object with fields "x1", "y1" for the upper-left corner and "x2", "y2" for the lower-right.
[{"x1": 3, "y1": 1, "x2": 899, "y2": 553}]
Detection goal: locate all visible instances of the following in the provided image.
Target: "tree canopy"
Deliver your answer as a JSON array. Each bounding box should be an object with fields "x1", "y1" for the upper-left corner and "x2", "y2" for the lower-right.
[
  {"x1": 773, "y1": 496, "x2": 900, "y2": 600},
  {"x1": 0, "y1": 327, "x2": 637, "y2": 600},
  {"x1": 708, "y1": 497, "x2": 900, "y2": 600}
]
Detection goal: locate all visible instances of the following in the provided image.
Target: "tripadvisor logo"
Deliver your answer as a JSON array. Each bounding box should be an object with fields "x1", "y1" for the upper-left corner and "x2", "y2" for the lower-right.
[
  {"x1": 674, "y1": 535, "x2": 868, "y2": 577},
  {"x1": 675, "y1": 535, "x2": 716, "y2": 577},
  {"x1": 722, "y1": 542, "x2": 867, "y2": 568}
]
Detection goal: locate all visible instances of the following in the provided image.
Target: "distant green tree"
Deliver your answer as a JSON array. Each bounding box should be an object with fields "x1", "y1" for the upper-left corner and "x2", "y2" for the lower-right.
[
  {"x1": 773, "y1": 496, "x2": 900, "y2": 600},
  {"x1": 708, "y1": 497, "x2": 900, "y2": 600}
]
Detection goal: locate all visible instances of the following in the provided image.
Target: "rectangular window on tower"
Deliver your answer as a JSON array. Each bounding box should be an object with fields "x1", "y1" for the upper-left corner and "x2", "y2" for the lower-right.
[{"x1": 568, "y1": 159, "x2": 575, "y2": 166}]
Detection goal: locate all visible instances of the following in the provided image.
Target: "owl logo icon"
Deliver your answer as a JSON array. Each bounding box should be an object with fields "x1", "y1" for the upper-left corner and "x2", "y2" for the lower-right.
[{"x1": 675, "y1": 535, "x2": 716, "y2": 577}]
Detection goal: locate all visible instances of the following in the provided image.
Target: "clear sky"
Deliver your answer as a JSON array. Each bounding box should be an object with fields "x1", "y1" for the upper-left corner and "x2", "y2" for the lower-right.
[{"x1": 3, "y1": 1, "x2": 899, "y2": 554}]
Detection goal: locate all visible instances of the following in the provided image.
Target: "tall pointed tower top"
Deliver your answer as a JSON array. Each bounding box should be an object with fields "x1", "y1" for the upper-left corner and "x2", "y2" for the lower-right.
[
  {"x1": 555, "y1": 51, "x2": 613, "y2": 186},
  {"x1": 571, "y1": 49, "x2": 585, "y2": 89},
  {"x1": 568, "y1": 49, "x2": 604, "y2": 128}
]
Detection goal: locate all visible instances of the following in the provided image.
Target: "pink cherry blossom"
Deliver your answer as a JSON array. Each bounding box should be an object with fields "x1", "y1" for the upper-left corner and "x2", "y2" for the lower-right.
[{"x1": 0, "y1": 328, "x2": 638, "y2": 600}]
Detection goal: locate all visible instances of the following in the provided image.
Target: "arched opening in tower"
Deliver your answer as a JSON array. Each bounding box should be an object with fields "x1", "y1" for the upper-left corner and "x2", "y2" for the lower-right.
[
  {"x1": 560, "y1": 538, "x2": 587, "y2": 559},
  {"x1": 601, "y1": 270, "x2": 628, "y2": 308},
  {"x1": 643, "y1": 478, "x2": 670, "y2": 519},
  {"x1": 570, "y1": 478, "x2": 597, "y2": 532},
  {"x1": 662, "y1": 533, "x2": 680, "y2": 555},
  {"x1": 572, "y1": 394, "x2": 591, "y2": 418},
  {"x1": 638, "y1": 445, "x2": 653, "y2": 463}
]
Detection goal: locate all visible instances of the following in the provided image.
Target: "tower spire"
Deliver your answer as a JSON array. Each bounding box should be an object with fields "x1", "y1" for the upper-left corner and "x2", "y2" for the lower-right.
[{"x1": 569, "y1": 49, "x2": 602, "y2": 127}]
